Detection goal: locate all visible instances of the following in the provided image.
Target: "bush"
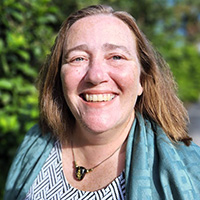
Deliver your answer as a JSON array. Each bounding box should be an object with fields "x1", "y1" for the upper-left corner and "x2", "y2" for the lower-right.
[
  {"x1": 0, "y1": 0, "x2": 58, "y2": 197},
  {"x1": 152, "y1": 34, "x2": 200, "y2": 102}
]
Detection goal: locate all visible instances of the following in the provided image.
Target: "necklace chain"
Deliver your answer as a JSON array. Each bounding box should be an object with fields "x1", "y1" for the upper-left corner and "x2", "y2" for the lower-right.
[{"x1": 71, "y1": 139, "x2": 126, "y2": 181}]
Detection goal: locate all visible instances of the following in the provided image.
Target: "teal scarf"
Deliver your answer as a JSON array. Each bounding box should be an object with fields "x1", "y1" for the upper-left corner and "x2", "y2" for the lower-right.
[
  {"x1": 4, "y1": 113, "x2": 200, "y2": 199},
  {"x1": 125, "y1": 114, "x2": 200, "y2": 199}
]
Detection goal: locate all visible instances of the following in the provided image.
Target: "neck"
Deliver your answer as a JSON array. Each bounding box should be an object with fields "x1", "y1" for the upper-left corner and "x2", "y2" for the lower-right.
[
  {"x1": 70, "y1": 112, "x2": 135, "y2": 166},
  {"x1": 75, "y1": 115, "x2": 134, "y2": 144}
]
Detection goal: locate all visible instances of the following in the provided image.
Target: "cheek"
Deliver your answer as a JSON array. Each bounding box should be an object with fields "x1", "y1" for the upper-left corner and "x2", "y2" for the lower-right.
[
  {"x1": 60, "y1": 68, "x2": 77, "y2": 102},
  {"x1": 60, "y1": 68, "x2": 70, "y2": 93},
  {"x1": 113, "y1": 66, "x2": 142, "y2": 95},
  {"x1": 60, "y1": 66, "x2": 82, "y2": 93}
]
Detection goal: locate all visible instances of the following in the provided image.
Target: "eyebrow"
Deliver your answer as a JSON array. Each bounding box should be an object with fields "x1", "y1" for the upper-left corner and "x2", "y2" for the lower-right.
[
  {"x1": 64, "y1": 43, "x2": 132, "y2": 59},
  {"x1": 64, "y1": 44, "x2": 89, "y2": 58},
  {"x1": 102, "y1": 43, "x2": 132, "y2": 56}
]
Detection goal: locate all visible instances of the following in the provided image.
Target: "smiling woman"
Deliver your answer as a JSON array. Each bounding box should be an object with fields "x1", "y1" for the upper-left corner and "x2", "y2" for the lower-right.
[
  {"x1": 4, "y1": 4, "x2": 200, "y2": 200},
  {"x1": 60, "y1": 14, "x2": 142, "y2": 136}
]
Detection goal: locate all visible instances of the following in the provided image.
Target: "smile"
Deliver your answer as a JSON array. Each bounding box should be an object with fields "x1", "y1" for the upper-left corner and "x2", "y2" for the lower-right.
[{"x1": 83, "y1": 94, "x2": 116, "y2": 102}]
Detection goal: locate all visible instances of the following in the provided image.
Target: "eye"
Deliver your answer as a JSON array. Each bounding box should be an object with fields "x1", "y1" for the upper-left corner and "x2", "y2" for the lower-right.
[
  {"x1": 112, "y1": 55, "x2": 122, "y2": 60},
  {"x1": 74, "y1": 57, "x2": 85, "y2": 62},
  {"x1": 66, "y1": 56, "x2": 89, "y2": 66},
  {"x1": 68, "y1": 56, "x2": 89, "y2": 64}
]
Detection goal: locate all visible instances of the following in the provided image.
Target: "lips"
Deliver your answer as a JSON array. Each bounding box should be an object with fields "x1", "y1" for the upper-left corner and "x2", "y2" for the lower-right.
[{"x1": 81, "y1": 93, "x2": 116, "y2": 102}]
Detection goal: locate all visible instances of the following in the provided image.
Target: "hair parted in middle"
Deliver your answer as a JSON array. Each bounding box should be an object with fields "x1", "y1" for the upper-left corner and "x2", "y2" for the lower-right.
[{"x1": 37, "y1": 5, "x2": 191, "y2": 145}]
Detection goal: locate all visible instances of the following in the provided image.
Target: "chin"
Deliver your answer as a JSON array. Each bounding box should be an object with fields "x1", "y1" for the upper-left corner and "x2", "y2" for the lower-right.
[
  {"x1": 81, "y1": 117, "x2": 129, "y2": 135},
  {"x1": 86, "y1": 124, "x2": 112, "y2": 134}
]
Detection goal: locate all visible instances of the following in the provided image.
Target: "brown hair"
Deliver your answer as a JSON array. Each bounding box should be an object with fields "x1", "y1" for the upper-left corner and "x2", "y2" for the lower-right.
[{"x1": 37, "y1": 5, "x2": 192, "y2": 145}]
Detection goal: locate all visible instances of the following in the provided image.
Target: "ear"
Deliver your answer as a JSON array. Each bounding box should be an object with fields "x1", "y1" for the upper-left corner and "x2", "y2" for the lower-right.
[{"x1": 138, "y1": 82, "x2": 143, "y2": 96}]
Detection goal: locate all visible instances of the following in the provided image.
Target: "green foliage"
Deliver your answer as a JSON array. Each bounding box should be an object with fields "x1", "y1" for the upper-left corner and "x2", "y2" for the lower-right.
[
  {"x1": 0, "y1": 0, "x2": 58, "y2": 197},
  {"x1": 153, "y1": 34, "x2": 200, "y2": 102},
  {"x1": 169, "y1": 44, "x2": 200, "y2": 102},
  {"x1": 0, "y1": 0, "x2": 200, "y2": 198}
]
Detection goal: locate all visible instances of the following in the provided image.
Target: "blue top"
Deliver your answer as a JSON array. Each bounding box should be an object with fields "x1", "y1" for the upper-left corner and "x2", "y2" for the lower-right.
[{"x1": 4, "y1": 113, "x2": 200, "y2": 200}]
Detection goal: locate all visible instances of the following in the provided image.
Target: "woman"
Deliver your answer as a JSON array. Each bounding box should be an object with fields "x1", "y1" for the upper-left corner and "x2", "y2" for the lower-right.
[{"x1": 4, "y1": 5, "x2": 200, "y2": 200}]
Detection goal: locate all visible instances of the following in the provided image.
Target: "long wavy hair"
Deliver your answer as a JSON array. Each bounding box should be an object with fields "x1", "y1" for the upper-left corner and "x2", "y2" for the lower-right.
[{"x1": 37, "y1": 5, "x2": 192, "y2": 145}]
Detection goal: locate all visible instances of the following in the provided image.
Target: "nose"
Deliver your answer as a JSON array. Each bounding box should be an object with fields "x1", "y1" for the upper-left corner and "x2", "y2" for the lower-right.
[{"x1": 84, "y1": 57, "x2": 109, "y2": 85}]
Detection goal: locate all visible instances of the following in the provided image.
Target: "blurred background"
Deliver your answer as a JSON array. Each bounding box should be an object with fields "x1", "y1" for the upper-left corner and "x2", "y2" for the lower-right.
[{"x1": 0, "y1": 0, "x2": 200, "y2": 198}]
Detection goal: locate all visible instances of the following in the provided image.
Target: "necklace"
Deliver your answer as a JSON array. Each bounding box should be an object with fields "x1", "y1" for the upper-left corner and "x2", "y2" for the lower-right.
[{"x1": 71, "y1": 140, "x2": 126, "y2": 181}]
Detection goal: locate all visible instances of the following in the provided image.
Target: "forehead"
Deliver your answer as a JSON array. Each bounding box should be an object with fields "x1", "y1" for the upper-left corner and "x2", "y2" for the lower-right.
[
  {"x1": 64, "y1": 14, "x2": 136, "y2": 50},
  {"x1": 68, "y1": 14, "x2": 131, "y2": 32}
]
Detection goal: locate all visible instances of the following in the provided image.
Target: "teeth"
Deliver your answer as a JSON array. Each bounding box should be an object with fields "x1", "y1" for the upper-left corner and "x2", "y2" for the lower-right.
[
  {"x1": 85, "y1": 94, "x2": 115, "y2": 102},
  {"x1": 98, "y1": 94, "x2": 103, "y2": 101}
]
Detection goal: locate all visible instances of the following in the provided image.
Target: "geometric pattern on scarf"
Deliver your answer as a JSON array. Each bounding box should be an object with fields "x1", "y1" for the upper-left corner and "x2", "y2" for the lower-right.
[
  {"x1": 125, "y1": 114, "x2": 200, "y2": 200},
  {"x1": 25, "y1": 141, "x2": 126, "y2": 200}
]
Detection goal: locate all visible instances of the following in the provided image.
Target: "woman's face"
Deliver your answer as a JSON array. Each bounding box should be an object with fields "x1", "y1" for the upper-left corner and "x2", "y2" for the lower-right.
[{"x1": 61, "y1": 15, "x2": 143, "y2": 134}]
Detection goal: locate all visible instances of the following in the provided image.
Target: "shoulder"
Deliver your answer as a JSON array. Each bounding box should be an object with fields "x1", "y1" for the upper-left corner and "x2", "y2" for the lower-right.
[
  {"x1": 9, "y1": 124, "x2": 55, "y2": 173},
  {"x1": 17, "y1": 124, "x2": 55, "y2": 163},
  {"x1": 22, "y1": 124, "x2": 54, "y2": 146},
  {"x1": 4, "y1": 125, "x2": 55, "y2": 200},
  {"x1": 175, "y1": 141, "x2": 200, "y2": 166}
]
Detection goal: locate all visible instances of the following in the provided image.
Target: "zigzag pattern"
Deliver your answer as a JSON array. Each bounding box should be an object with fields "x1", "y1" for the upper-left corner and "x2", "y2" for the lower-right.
[{"x1": 25, "y1": 141, "x2": 125, "y2": 200}]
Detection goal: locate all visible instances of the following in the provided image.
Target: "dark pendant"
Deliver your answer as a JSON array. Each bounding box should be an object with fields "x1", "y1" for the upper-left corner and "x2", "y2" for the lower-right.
[{"x1": 75, "y1": 166, "x2": 87, "y2": 181}]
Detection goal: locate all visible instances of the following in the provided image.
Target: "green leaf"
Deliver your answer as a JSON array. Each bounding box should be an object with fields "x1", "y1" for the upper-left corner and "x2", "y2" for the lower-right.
[
  {"x1": 18, "y1": 50, "x2": 30, "y2": 61},
  {"x1": 0, "y1": 39, "x2": 5, "y2": 53},
  {"x1": 0, "y1": 92, "x2": 11, "y2": 104},
  {"x1": 7, "y1": 32, "x2": 26, "y2": 49},
  {"x1": 0, "y1": 79, "x2": 13, "y2": 90},
  {"x1": 0, "y1": 114, "x2": 19, "y2": 134},
  {"x1": 12, "y1": 10, "x2": 24, "y2": 22}
]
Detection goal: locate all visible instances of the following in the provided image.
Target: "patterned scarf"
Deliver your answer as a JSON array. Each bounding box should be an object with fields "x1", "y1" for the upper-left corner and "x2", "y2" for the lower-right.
[{"x1": 125, "y1": 113, "x2": 200, "y2": 199}]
